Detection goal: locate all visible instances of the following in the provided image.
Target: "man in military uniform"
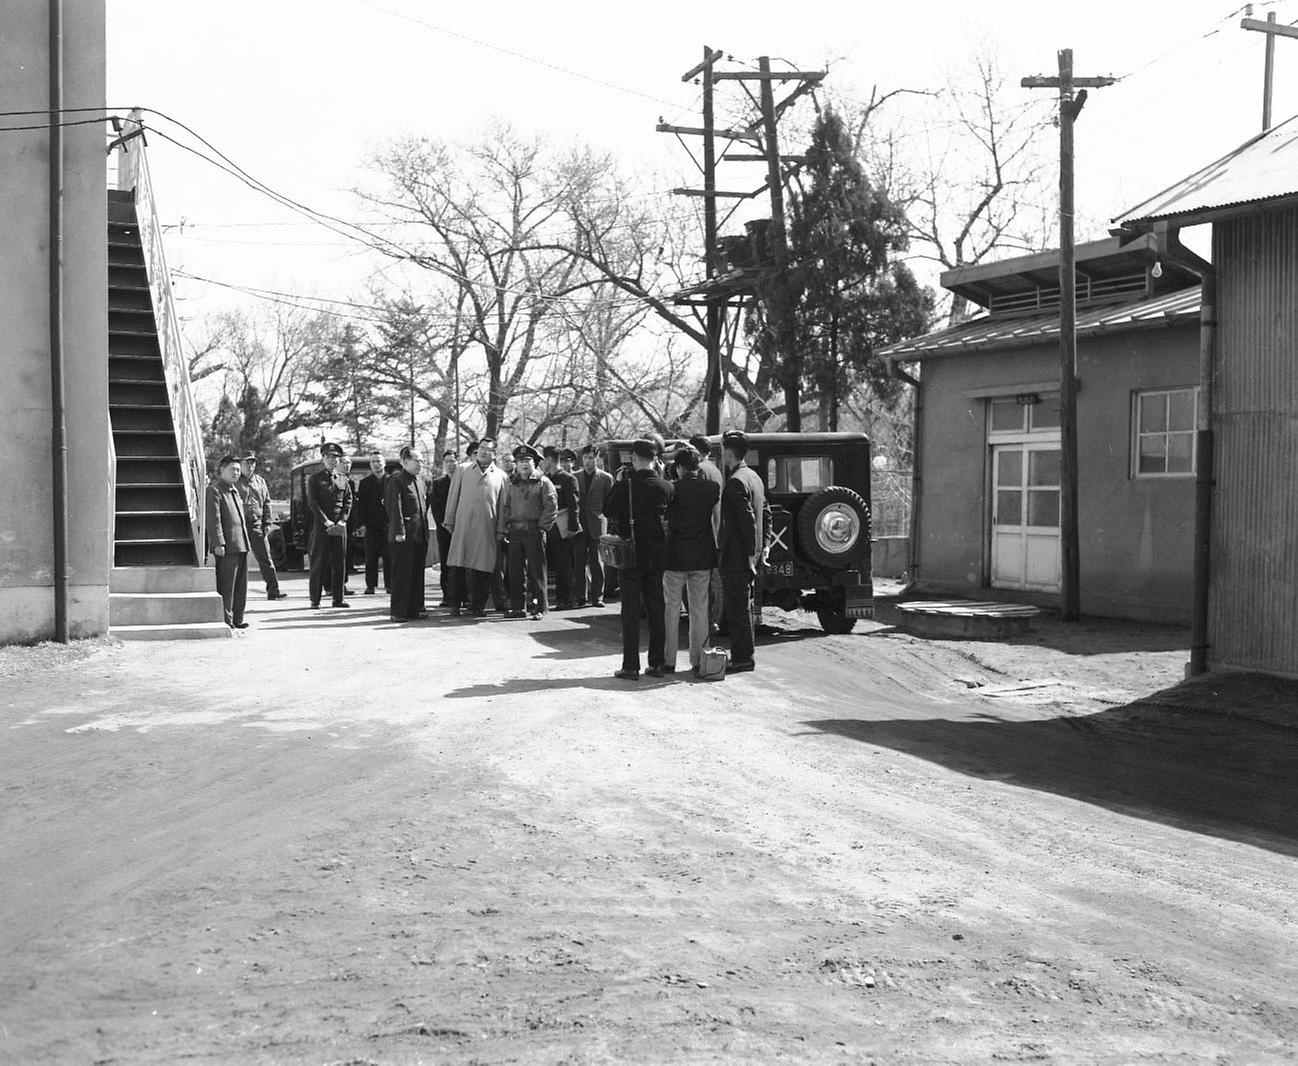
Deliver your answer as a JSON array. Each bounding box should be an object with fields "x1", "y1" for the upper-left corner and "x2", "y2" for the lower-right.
[
  {"x1": 499, "y1": 444, "x2": 558, "y2": 619},
  {"x1": 307, "y1": 442, "x2": 352, "y2": 609},
  {"x1": 207, "y1": 455, "x2": 251, "y2": 629},
  {"x1": 430, "y1": 450, "x2": 457, "y2": 606},
  {"x1": 605, "y1": 438, "x2": 673, "y2": 680},
  {"x1": 385, "y1": 445, "x2": 432, "y2": 623},
  {"x1": 573, "y1": 443, "x2": 613, "y2": 609},
  {"x1": 357, "y1": 450, "x2": 390, "y2": 595},
  {"x1": 719, "y1": 430, "x2": 772, "y2": 673},
  {"x1": 236, "y1": 452, "x2": 285, "y2": 600}
]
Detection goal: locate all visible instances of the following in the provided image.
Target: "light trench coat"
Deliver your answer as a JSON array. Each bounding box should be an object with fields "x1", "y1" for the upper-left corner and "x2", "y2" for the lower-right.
[{"x1": 444, "y1": 460, "x2": 509, "y2": 573}]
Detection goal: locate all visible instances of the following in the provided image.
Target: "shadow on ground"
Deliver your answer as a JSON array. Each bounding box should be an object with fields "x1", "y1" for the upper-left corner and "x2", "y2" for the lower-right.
[
  {"x1": 444, "y1": 673, "x2": 681, "y2": 698},
  {"x1": 804, "y1": 676, "x2": 1298, "y2": 857}
]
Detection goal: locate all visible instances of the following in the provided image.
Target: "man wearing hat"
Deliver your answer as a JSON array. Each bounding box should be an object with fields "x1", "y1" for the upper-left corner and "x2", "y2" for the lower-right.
[
  {"x1": 605, "y1": 438, "x2": 673, "y2": 679},
  {"x1": 574, "y1": 443, "x2": 614, "y2": 609},
  {"x1": 719, "y1": 430, "x2": 771, "y2": 672},
  {"x1": 307, "y1": 442, "x2": 352, "y2": 610},
  {"x1": 207, "y1": 455, "x2": 251, "y2": 629},
  {"x1": 541, "y1": 446, "x2": 583, "y2": 610},
  {"x1": 498, "y1": 444, "x2": 558, "y2": 619},
  {"x1": 236, "y1": 452, "x2": 284, "y2": 600},
  {"x1": 385, "y1": 445, "x2": 432, "y2": 622}
]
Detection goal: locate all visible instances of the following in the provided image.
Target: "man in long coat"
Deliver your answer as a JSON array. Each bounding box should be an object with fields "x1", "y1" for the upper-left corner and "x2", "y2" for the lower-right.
[
  {"x1": 573, "y1": 444, "x2": 614, "y2": 608},
  {"x1": 443, "y1": 437, "x2": 510, "y2": 616},
  {"x1": 356, "y1": 451, "x2": 390, "y2": 595}
]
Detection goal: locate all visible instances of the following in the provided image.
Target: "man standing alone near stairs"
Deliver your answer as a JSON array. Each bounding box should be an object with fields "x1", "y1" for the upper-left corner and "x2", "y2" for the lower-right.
[
  {"x1": 307, "y1": 442, "x2": 352, "y2": 610},
  {"x1": 207, "y1": 456, "x2": 251, "y2": 630},
  {"x1": 237, "y1": 453, "x2": 285, "y2": 601}
]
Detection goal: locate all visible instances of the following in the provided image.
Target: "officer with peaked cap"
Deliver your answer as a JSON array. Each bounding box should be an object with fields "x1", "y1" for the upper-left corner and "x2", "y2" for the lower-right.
[
  {"x1": 307, "y1": 441, "x2": 352, "y2": 609},
  {"x1": 236, "y1": 451, "x2": 285, "y2": 600}
]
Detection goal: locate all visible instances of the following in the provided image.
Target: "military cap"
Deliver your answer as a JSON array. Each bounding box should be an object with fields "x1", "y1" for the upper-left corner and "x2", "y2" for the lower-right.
[
  {"x1": 237, "y1": 451, "x2": 257, "y2": 462},
  {"x1": 513, "y1": 444, "x2": 541, "y2": 463},
  {"x1": 558, "y1": 447, "x2": 577, "y2": 462},
  {"x1": 631, "y1": 438, "x2": 656, "y2": 461},
  {"x1": 320, "y1": 441, "x2": 344, "y2": 457},
  {"x1": 580, "y1": 443, "x2": 598, "y2": 456},
  {"x1": 465, "y1": 440, "x2": 480, "y2": 456}
]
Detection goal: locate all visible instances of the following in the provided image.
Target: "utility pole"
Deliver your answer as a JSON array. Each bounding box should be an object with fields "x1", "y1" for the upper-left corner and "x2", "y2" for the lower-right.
[
  {"x1": 1242, "y1": 11, "x2": 1298, "y2": 131},
  {"x1": 1022, "y1": 49, "x2": 1114, "y2": 622},
  {"x1": 698, "y1": 46, "x2": 723, "y2": 432}
]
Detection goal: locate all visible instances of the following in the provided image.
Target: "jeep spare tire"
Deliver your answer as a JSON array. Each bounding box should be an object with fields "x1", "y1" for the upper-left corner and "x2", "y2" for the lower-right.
[{"x1": 796, "y1": 486, "x2": 870, "y2": 569}]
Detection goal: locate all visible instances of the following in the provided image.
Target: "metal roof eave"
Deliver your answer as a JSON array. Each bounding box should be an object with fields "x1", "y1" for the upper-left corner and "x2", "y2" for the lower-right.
[{"x1": 883, "y1": 305, "x2": 1199, "y2": 363}]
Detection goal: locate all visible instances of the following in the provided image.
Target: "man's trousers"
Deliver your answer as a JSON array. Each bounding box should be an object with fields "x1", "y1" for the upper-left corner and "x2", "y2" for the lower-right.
[
  {"x1": 389, "y1": 538, "x2": 427, "y2": 619},
  {"x1": 663, "y1": 569, "x2": 710, "y2": 669},
  {"x1": 508, "y1": 528, "x2": 548, "y2": 613},
  {"x1": 247, "y1": 530, "x2": 280, "y2": 598},
  {"x1": 215, "y1": 550, "x2": 248, "y2": 627},
  {"x1": 308, "y1": 529, "x2": 346, "y2": 606},
  {"x1": 619, "y1": 568, "x2": 665, "y2": 673},
  {"x1": 364, "y1": 527, "x2": 390, "y2": 592},
  {"x1": 721, "y1": 568, "x2": 756, "y2": 664}
]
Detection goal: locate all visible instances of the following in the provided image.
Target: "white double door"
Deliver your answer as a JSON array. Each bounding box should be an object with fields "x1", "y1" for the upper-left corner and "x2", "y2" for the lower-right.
[{"x1": 991, "y1": 442, "x2": 1061, "y2": 592}]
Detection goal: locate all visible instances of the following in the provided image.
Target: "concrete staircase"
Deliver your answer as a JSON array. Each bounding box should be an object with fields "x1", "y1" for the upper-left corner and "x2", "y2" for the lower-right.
[{"x1": 109, "y1": 566, "x2": 231, "y2": 641}]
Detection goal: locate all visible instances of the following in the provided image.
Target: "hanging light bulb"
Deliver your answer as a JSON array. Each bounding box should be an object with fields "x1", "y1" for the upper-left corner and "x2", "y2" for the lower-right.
[{"x1": 1151, "y1": 260, "x2": 1164, "y2": 279}]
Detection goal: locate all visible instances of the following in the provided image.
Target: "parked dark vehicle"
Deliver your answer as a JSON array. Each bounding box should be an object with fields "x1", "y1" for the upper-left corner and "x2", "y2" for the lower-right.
[
  {"x1": 708, "y1": 432, "x2": 874, "y2": 634},
  {"x1": 273, "y1": 455, "x2": 390, "y2": 571},
  {"x1": 599, "y1": 438, "x2": 688, "y2": 479}
]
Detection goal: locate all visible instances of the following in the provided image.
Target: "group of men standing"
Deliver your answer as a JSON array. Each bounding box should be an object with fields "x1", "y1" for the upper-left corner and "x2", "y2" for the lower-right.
[{"x1": 203, "y1": 430, "x2": 770, "y2": 680}]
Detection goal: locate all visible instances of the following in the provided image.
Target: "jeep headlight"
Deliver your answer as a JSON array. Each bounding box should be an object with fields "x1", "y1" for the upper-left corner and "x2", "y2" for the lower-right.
[{"x1": 815, "y1": 503, "x2": 860, "y2": 555}]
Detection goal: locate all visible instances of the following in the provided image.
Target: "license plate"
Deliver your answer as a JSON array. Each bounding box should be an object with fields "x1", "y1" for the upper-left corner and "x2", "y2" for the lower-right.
[{"x1": 767, "y1": 560, "x2": 794, "y2": 577}]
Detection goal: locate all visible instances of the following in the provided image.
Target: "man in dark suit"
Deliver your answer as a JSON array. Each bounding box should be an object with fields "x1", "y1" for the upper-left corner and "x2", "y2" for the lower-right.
[
  {"x1": 543, "y1": 446, "x2": 583, "y2": 609},
  {"x1": 719, "y1": 430, "x2": 772, "y2": 673},
  {"x1": 690, "y1": 434, "x2": 725, "y2": 633},
  {"x1": 357, "y1": 451, "x2": 391, "y2": 595},
  {"x1": 206, "y1": 455, "x2": 251, "y2": 629},
  {"x1": 307, "y1": 442, "x2": 352, "y2": 610},
  {"x1": 663, "y1": 444, "x2": 721, "y2": 675},
  {"x1": 604, "y1": 438, "x2": 674, "y2": 680},
  {"x1": 574, "y1": 444, "x2": 614, "y2": 608},
  {"x1": 385, "y1": 445, "x2": 432, "y2": 622},
  {"x1": 430, "y1": 450, "x2": 457, "y2": 606}
]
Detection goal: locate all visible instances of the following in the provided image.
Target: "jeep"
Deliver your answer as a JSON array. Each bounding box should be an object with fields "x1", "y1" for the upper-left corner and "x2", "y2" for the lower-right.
[{"x1": 708, "y1": 432, "x2": 873, "y2": 634}]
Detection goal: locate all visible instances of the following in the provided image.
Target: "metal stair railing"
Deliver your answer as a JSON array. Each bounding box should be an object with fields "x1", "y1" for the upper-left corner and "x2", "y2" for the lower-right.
[{"x1": 113, "y1": 110, "x2": 206, "y2": 561}]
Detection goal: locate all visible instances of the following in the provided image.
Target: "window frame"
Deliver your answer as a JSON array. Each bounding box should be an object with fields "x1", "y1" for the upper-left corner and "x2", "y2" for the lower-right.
[
  {"x1": 766, "y1": 454, "x2": 833, "y2": 494},
  {"x1": 1131, "y1": 387, "x2": 1199, "y2": 480}
]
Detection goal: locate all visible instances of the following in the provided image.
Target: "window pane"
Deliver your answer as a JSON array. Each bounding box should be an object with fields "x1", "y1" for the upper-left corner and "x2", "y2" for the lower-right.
[
  {"x1": 800, "y1": 457, "x2": 831, "y2": 492},
  {"x1": 769, "y1": 455, "x2": 830, "y2": 493},
  {"x1": 997, "y1": 450, "x2": 1023, "y2": 487},
  {"x1": 991, "y1": 399, "x2": 1025, "y2": 433},
  {"x1": 1138, "y1": 435, "x2": 1167, "y2": 473},
  {"x1": 1168, "y1": 389, "x2": 1196, "y2": 432},
  {"x1": 767, "y1": 463, "x2": 777, "y2": 490},
  {"x1": 996, "y1": 490, "x2": 1023, "y2": 526},
  {"x1": 1027, "y1": 489, "x2": 1060, "y2": 527},
  {"x1": 1030, "y1": 395, "x2": 1061, "y2": 430},
  {"x1": 1167, "y1": 433, "x2": 1194, "y2": 474},
  {"x1": 1140, "y1": 393, "x2": 1168, "y2": 433},
  {"x1": 1029, "y1": 450, "x2": 1061, "y2": 487}
]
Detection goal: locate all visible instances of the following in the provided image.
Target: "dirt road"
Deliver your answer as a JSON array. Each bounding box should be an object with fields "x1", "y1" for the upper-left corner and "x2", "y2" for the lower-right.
[{"x1": 3, "y1": 576, "x2": 1296, "y2": 1064}]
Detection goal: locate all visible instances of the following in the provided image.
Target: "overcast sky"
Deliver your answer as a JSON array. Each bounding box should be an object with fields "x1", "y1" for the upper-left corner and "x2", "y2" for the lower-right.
[{"x1": 106, "y1": 0, "x2": 1298, "y2": 322}]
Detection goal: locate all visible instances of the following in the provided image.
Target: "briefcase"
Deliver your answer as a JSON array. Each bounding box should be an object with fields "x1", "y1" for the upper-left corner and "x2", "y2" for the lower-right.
[
  {"x1": 597, "y1": 475, "x2": 637, "y2": 570},
  {"x1": 699, "y1": 645, "x2": 729, "y2": 681}
]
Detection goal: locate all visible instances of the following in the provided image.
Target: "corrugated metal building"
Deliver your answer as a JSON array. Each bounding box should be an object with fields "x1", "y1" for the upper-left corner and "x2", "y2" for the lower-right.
[
  {"x1": 882, "y1": 235, "x2": 1206, "y2": 623},
  {"x1": 1116, "y1": 114, "x2": 1298, "y2": 676}
]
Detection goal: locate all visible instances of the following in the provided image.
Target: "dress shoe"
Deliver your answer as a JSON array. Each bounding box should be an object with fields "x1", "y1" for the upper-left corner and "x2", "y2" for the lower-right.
[
  {"x1": 451, "y1": 607, "x2": 463, "y2": 617},
  {"x1": 554, "y1": 602, "x2": 573, "y2": 611},
  {"x1": 232, "y1": 621, "x2": 250, "y2": 629},
  {"x1": 591, "y1": 599, "x2": 605, "y2": 608},
  {"x1": 332, "y1": 601, "x2": 351, "y2": 609},
  {"x1": 661, "y1": 665, "x2": 676, "y2": 674},
  {"x1": 504, "y1": 610, "x2": 526, "y2": 619},
  {"x1": 414, "y1": 611, "x2": 430, "y2": 619},
  {"x1": 726, "y1": 659, "x2": 755, "y2": 674},
  {"x1": 529, "y1": 610, "x2": 545, "y2": 620},
  {"x1": 390, "y1": 615, "x2": 410, "y2": 623},
  {"x1": 267, "y1": 591, "x2": 288, "y2": 600},
  {"x1": 613, "y1": 668, "x2": 640, "y2": 681},
  {"x1": 364, "y1": 587, "x2": 376, "y2": 595},
  {"x1": 471, "y1": 608, "x2": 486, "y2": 618},
  {"x1": 645, "y1": 666, "x2": 664, "y2": 678},
  {"x1": 309, "y1": 603, "x2": 320, "y2": 610}
]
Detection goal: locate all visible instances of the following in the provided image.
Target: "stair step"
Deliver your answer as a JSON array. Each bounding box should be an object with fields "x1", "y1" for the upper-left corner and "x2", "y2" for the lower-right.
[
  {"x1": 115, "y1": 457, "x2": 186, "y2": 484},
  {"x1": 112, "y1": 622, "x2": 233, "y2": 642},
  {"x1": 112, "y1": 436, "x2": 179, "y2": 459},
  {"x1": 111, "y1": 565, "x2": 216, "y2": 594},
  {"x1": 108, "y1": 236, "x2": 142, "y2": 250},
  {"x1": 110, "y1": 590, "x2": 226, "y2": 626},
  {"x1": 109, "y1": 265, "x2": 147, "y2": 286},
  {"x1": 114, "y1": 539, "x2": 199, "y2": 567}
]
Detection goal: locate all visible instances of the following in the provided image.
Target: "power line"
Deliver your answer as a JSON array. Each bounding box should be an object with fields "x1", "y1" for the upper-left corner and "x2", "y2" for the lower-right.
[
  {"x1": 347, "y1": 0, "x2": 681, "y2": 110},
  {"x1": 0, "y1": 115, "x2": 121, "y2": 133}
]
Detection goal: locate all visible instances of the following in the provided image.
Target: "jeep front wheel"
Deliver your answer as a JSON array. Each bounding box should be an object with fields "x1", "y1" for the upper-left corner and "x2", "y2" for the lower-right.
[{"x1": 796, "y1": 486, "x2": 870, "y2": 569}]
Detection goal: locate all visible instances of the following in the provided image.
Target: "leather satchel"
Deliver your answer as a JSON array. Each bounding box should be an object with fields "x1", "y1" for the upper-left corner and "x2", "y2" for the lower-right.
[{"x1": 597, "y1": 474, "x2": 637, "y2": 570}]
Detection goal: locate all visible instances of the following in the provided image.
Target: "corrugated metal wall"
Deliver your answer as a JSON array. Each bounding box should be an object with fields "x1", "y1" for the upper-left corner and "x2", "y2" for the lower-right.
[{"x1": 1210, "y1": 207, "x2": 1298, "y2": 675}]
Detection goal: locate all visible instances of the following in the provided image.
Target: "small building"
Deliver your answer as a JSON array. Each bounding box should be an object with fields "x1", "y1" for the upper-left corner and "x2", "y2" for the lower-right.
[
  {"x1": 1116, "y1": 115, "x2": 1298, "y2": 676},
  {"x1": 881, "y1": 235, "x2": 1206, "y2": 624}
]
